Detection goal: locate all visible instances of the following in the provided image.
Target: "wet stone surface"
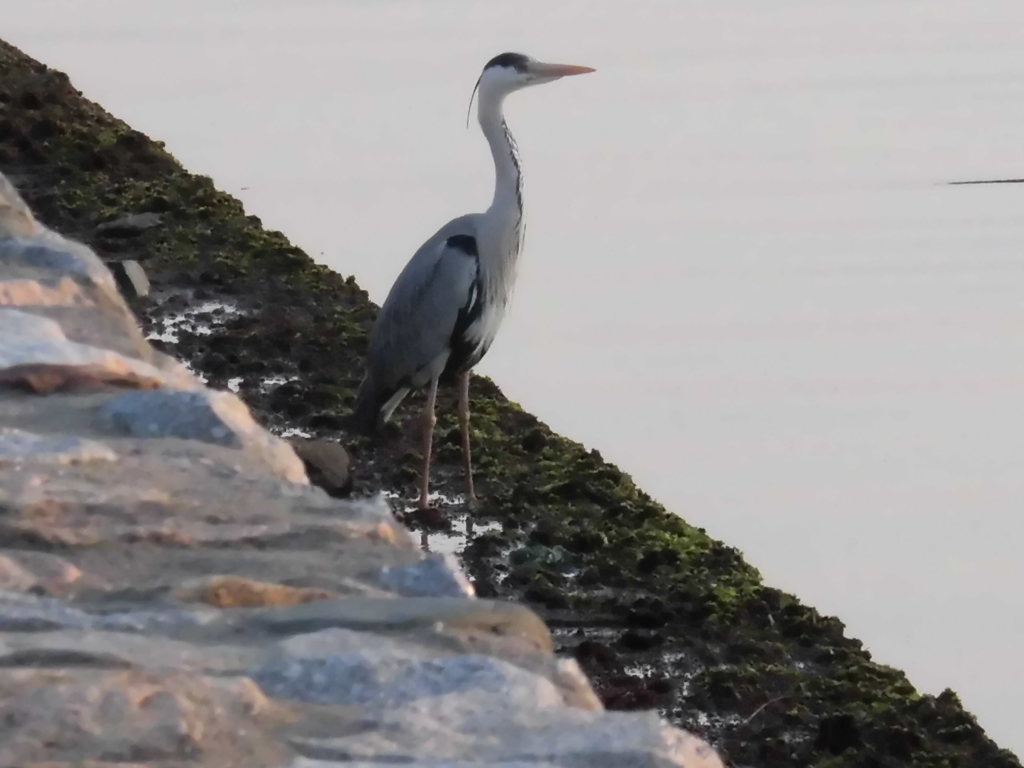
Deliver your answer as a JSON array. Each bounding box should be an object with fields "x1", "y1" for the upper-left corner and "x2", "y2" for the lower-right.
[{"x1": 0, "y1": 36, "x2": 1019, "y2": 768}]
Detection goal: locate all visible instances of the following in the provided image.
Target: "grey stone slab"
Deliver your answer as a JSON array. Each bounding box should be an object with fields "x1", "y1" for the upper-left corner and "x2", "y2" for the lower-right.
[
  {"x1": 271, "y1": 627, "x2": 418, "y2": 660},
  {"x1": 253, "y1": 626, "x2": 569, "y2": 707},
  {"x1": 0, "y1": 446, "x2": 400, "y2": 555},
  {"x1": 365, "y1": 553, "x2": 475, "y2": 598},
  {"x1": 252, "y1": 625, "x2": 596, "y2": 711},
  {"x1": 1, "y1": 196, "x2": 189, "y2": 371},
  {"x1": 288, "y1": 760, "x2": 562, "y2": 768},
  {"x1": 98, "y1": 389, "x2": 249, "y2": 446},
  {"x1": 255, "y1": 649, "x2": 558, "y2": 708},
  {"x1": 0, "y1": 666, "x2": 285, "y2": 767},
  {"x1": 0, "y1": 308, "x2": 171, "y2": 389},
  {"x1": 234, "y1": 596, "x2": 552, "y2": 652},
  {"x1": 92, "y1": 606, "x2": 223, "y2": 633},
  {"x1": 97, "y1": 389, "x2": 309, "y2": 482},
  {"x1": 0, "y1": 590, "x2": 93, "y2": 631},
  {"x1": 251, "y1": 621, "x2": 721, "y2": 767},
  {"x1": 0, "y1": 550, "x2": 83, "y2": 593},
  {"x1": 291, "y1": 706, "x2": 722, "y2": 768},
  {"x1": 0, "y1": 275, "x2": 90, "y2": 306},
  {"x1": 0, "y1": 231, "x2": 115, "y2": 286},
  {"x1": 0, "y1": 629, "x2": 255, "y2": 673},
  {"x1": 0, "y1": 427, "x2": 117, "y2": 466},
  {"x1": 0, "y1": 590, "x2": 219, "y2": 634}
]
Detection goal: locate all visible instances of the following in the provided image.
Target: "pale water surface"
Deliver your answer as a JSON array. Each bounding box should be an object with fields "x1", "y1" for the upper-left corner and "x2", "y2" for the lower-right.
[{"x1": 5, "y1": 0, "x2": 1023, "y2": 753}]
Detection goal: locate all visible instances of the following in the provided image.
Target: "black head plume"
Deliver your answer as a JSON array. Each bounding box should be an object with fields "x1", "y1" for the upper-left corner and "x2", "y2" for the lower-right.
[
  {"x1": 483, "y1": 52, "x2": 530, "y2": 73},
  {"x1": 466, "y1": 72, "x2": 483, "y2": 129}
]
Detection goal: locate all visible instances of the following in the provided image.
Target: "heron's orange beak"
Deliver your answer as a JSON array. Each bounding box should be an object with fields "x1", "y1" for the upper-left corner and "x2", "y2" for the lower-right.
[{"x1": 533, "y1": 63, "x2": 596, "y2": 77}]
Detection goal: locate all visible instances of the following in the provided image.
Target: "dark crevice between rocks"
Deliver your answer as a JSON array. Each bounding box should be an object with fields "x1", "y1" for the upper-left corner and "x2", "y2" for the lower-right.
[{"x1": 0, "y1": 37, "x2": 1019, "y2": 768}]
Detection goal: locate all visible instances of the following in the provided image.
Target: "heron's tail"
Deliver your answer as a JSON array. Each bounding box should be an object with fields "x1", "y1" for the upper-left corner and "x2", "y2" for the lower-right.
[
  {"x1": 348, "y1": 375, "x2": 384, "y2": 435},
  {"x1": 349, "y1": 373, "x2": 410, "y2": 435}
]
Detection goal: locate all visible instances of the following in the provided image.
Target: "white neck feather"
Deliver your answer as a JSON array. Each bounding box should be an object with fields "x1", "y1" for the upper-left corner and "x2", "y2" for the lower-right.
[
  {"x1": 476, "y1": 88, "x2": 525, "y2": 293},
  {"x1": 478, "y1": 90, "x2": 523, "y2": 215}
]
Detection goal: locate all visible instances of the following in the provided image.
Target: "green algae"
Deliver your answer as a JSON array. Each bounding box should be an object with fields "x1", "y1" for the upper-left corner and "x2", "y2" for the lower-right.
[{"x1": 1, "y1": 37, "x2": 1019, "y2": 768}]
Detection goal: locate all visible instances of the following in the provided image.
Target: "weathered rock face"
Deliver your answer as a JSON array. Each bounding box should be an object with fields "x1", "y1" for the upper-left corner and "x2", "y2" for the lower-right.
[{"x1": 0, "y1": 172, "x2": 722, "y2": 766}]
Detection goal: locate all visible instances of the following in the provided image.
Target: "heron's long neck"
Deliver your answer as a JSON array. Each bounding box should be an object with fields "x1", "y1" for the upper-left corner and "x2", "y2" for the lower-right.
[{"x1": 478, "y1": 93, "x2": 525, "y2": 280}]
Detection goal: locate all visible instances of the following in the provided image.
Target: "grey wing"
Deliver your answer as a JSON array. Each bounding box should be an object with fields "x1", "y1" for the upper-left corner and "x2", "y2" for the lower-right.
[{"x1": 367, "y1": 217, "x2": 480, "y2": 394}]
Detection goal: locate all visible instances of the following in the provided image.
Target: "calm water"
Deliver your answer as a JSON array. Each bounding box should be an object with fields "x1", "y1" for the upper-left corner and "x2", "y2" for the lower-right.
[{"x1": 7, "y1": 0, "x2": 1024, "y2": 753}]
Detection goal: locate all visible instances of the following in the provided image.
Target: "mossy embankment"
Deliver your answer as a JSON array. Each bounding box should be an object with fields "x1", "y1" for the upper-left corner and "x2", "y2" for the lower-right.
[{"x1": 1, "y1": 39, "x2": 1017, "y2": 768}]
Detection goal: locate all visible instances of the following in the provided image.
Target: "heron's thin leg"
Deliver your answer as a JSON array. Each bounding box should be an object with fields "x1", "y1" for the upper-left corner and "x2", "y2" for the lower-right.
[
  {"x1": 418, "y1": 377, "x2": 439, "y2": 511},
  {"x1": 457, "y1": 371, "x2": 478, "y2": 506}
]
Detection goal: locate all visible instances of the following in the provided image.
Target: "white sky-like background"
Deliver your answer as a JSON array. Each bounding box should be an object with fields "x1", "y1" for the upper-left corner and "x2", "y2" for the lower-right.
[{"x1": 5, "y1": 0, "x2": 1023, "y2": 755}]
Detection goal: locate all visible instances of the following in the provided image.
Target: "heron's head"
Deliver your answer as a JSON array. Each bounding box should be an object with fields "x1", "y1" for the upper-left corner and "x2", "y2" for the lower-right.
[
  {"x1": 468, "y1": 53, "x2": 594, "y2": 120},
  {"x1": 480, "y1": 52, "x2": 594, "y2": 93}
]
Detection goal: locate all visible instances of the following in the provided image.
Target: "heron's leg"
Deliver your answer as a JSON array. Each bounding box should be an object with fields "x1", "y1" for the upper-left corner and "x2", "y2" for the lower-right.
[
  {"x1": 418, "y1": 377, "x2": 439, "y2": 511},
  {"x1": 457, "y1": 371, "x2": 478, "y2": 506}
]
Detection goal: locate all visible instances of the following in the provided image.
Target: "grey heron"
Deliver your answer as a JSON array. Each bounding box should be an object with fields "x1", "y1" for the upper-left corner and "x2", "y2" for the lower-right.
[{"x1": 350, "y1": 52, "x2": 594, "y2": 510}]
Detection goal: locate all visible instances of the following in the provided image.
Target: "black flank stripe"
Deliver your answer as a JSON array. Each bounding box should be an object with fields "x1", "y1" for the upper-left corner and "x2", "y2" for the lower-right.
[
  {"x1": 446, "y1": 239, "x2": 485, "y2": 376},
  {"x1": 446, "y1": 234, "x2": 478, "y2": 257}
]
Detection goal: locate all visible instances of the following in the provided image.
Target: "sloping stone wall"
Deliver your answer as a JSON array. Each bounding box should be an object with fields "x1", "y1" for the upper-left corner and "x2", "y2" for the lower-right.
[{"x1": 0, "y1": 172, "x2": 722, "y2": 766}]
